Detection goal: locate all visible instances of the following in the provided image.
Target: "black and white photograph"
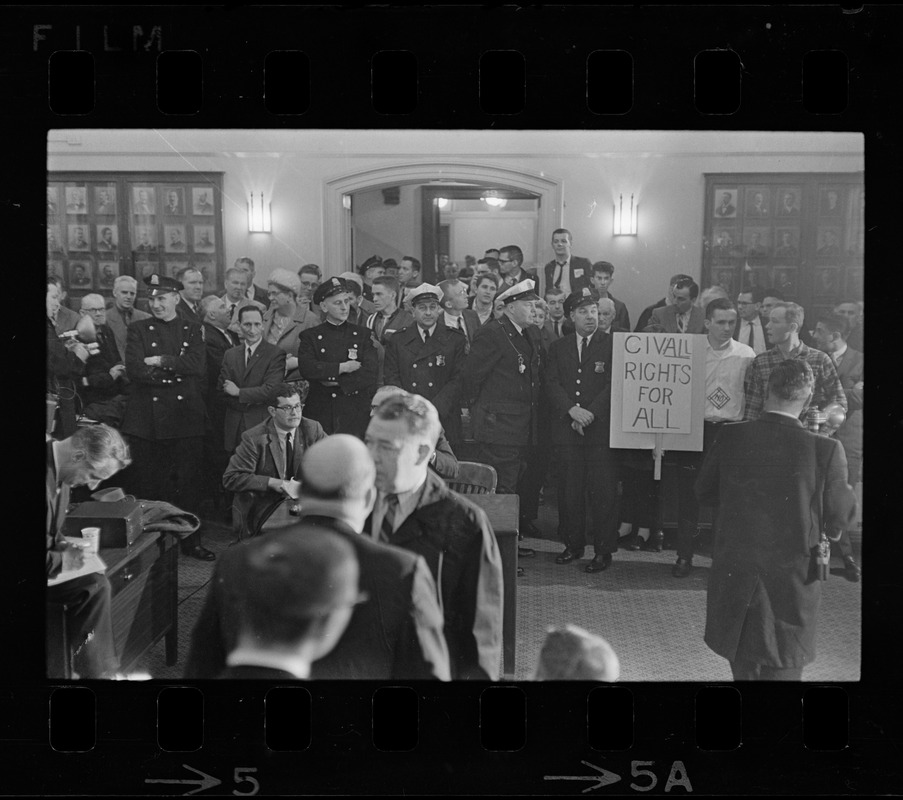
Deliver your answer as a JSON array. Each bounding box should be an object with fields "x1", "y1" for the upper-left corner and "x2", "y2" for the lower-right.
[
  {"x1": 67, "y1": 223, "x2": 90, "y2": 251},
  {"x1": 44, "y1": 129, "x2": 864, "y2": 686},
  {"x1": 95, "y1": 224, "x2": 118, "y2": 251},
  {"x1": 46, "y1": 224, "x2": 61, "y2": 252},
  {"x1": 46, "y1": 186, "x2": 59, "y2": 216},
  {"x1": 193, "y1": 224, "x2": 215, "y2": 252},
  {"x1": 132, "y1": 186, "x2": 156, "y2": 215},
  {"x1": 164, "y1": 224, "x2": 187, "y2": 252},
  {"x1": 192, "y1": 187, "x2": 215, "y2": 214},
  {"x1": 817, "y1": 226, "x2": 843, "y2": 256},
  {"x1": 94, "y1": 186, "x2": 117, "y2": 214},
  {"x1": 64, "y1": 186, "x2": 87, "y2": 214},
  {"x1": 820, "y1": 186, "x2": 843, "y2": 216}
]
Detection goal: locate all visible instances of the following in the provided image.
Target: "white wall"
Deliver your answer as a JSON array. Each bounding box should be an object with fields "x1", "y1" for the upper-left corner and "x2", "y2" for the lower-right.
[{"x1": 48, "y1": 130, "x2": 863, "y2": 325}]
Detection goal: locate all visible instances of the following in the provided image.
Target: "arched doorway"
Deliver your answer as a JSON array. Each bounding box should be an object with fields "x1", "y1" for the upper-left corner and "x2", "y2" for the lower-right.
[{"x1": 324, "y1": 161, "x2": 563, "y2": 277}]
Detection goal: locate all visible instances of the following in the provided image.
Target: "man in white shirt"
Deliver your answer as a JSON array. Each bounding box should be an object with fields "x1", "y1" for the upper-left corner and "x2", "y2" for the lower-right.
[
  {"x1": 438, "y1": 279, "x2": 480, "y2": 349},
  {"x1": 670, "y1": 298, "x2": 755, "y2": 578},
  {"x1": 542, "y1": 228, "x2": 592, "y2": 296},
  {"x1": 734, "y1": 288, "x2": 767, "y2": 355}
]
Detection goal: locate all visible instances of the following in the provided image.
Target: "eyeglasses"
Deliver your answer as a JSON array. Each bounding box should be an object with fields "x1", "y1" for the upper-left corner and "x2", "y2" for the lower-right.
[
  {"x1": 275, "y1": 403, "x2": 303, "y2": 413},
  {"x1": 736, "y1": 301, "x2": 754, "y2": 306},
  {"x1": 497, "y1": 257, "x2": 513, "y2": 264}
]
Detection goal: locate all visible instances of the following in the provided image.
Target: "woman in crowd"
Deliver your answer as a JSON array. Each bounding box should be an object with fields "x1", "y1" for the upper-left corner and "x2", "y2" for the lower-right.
[{"x1": 261, "y1": 268, "x2": 319, "y2": 380}]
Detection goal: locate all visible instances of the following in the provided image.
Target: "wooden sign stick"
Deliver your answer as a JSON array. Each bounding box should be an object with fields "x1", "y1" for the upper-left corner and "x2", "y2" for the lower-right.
[{"x1": 653, "y1": 433, "x2": 664, "y2": 481}]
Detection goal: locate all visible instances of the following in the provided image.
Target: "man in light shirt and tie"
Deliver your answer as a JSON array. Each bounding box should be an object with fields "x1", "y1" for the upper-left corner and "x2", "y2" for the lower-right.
[
  {"x1": 734, "y1": 288, "x2": 767, "y2": 355},
  {"x1": 542, "y1": 228, "x2": 592, "y2": 297}
]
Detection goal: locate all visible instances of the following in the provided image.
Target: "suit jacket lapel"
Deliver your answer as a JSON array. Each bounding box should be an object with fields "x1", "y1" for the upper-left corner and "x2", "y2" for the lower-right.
[
  {"x1": 242, "y1": 345, "x2": 261, "y2": 380},
  {"x1": 266, "y1": 425, "x2": 284, "y2": 479}
]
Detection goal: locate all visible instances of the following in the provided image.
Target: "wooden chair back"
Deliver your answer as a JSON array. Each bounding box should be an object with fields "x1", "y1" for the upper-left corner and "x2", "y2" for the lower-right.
[{"x1": 445, "y1": 461, "x2": 497, "y2": 495}]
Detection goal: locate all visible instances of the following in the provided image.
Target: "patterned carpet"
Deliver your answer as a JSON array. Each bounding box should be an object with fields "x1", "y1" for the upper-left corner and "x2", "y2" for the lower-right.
[{"x1": 139, "y1": 495, "x2": 862, "y2": 682}]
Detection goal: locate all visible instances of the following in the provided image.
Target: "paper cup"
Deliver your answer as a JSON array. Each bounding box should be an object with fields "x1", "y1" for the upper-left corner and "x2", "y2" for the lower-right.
[{"x1": 81, "y1": 527, "x2": 101, "y2": 554}]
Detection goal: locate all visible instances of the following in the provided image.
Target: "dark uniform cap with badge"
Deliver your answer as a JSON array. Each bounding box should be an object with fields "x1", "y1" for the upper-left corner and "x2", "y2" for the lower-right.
[
  {"x1": 313, "y1": 277, "x2": 350, "y2": 305},
  {"x1": 144, "y1": 273, "x2": 184, "y2": 296},
  {"x1": 564, "y1": 287, "x2": 600, "y2": 316},
  {"x1": 496, "y1": 278, "x2": 539, "y2": 305}
]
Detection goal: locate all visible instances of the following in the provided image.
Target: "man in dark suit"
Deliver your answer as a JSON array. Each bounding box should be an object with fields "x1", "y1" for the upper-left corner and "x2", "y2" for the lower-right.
[
  {"x1": 543, "y1": 228, "x2": 592, "y2": 297},
  {"x1": 47, "y1": 424, "x2": 130, "y2": 678},
  {"x1": 644, "y1": 277, "x2": 706, "y2": 334},
  {"x1": 297, "y1": 277, "x2": 378, "y2": 437},
  {"x1": 714, "y1": 191, "x2": 736, "y2": 217},
  {"x1": 383, "y1": 284, "x2": 467, "y2": 447},
  {"x1": 213, "y1": 526, "x2": 361, "y2": 680},
  {"x1": 439, "y1": 279, "x2": 481, "y2": 351},
  {"x1": 813, "y1": 314, "x2": 863, "y2": 582},
  {"x1": 175, "y1": 266, "x2": 205, "y2": 324},
  {"x1": 217, "y1": 306, "x2": 287, "y2": 453},
  {"x1": 186, "y1": 435, "x2": 451, "y2": 680},
  {"x1": 364, "y1": 276, "x2": 413, "y2": 384},
  {"x1": 696, "y1": 360, "x2": 857, "y2": 681},
  {"x1": 497, "y1": 244, "x2": 539, "y2": 291},
  {"x1": 223, "y1": 382, "x2": 327, "y2": 531},
  {"x1": 588, "y1": 261, "x2": 631, "y2": 331},
  {"x1": 234, "y1": 256, "x2": 272, "y2": 308},
  {"x1": 120, "y1": 273, "x2": 213, "y2": 561},
  {"x1": 634, "y1": 273, "x2": 693, "y2": 332},
  {"x1": 461, "y1": 278, "x2": 543, "y2": 566},
  {"x1": 544, "y1": 288, "x2": 619, "y2": 573},
  {"x1": 833, "y1": 300, "x2": 863, "y2": 352},
  {"x1": 77, "y1": 294, "x2": 128, "y2": 413},
  {"x1": 543, "y1": 287, "x2": 567, "y2": 341},
  {"x1": 364, "y1": 393, "x2": 503, "y2": 680},
  {"x1": 106, "y1": 276, "x2": 151, "y2": 362}
]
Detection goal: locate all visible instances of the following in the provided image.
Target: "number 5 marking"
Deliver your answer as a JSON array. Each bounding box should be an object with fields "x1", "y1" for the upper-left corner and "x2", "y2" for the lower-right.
[{"x1": 233, "y1": 767, "x2": 259, "y2": 796}]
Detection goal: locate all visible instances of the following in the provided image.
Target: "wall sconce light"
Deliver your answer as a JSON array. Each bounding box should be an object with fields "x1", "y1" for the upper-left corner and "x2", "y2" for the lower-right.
[
  {"x1": 613, "y1": 193, "x2": 638, "y2": 236},
  {"x1": 342, "y1": 194, "x2": 352, "y2": 211},
  {"x1": 248, "y1": 192, "x2": 272, "y2": 233},
  {"x1": 480, "y1": 190, "x2": 508, "y2": 209},
  {"x1": 436, "y1": 197, "x2": 449, "y2": 210}
]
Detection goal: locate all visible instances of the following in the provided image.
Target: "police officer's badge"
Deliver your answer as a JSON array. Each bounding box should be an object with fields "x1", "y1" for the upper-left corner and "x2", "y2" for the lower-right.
[
  {"x1": 348, "y1": 346, "x2": 358, "y2": 359},
  {"x1": 518, "y1": 354, "x2": 526, "y2": 374},
  {"x1": 594, "y1": 361, "x2": 606, "y2": 373},
  {"x1": 436, "y1": 355, "x2": 445, "y2": 366}
]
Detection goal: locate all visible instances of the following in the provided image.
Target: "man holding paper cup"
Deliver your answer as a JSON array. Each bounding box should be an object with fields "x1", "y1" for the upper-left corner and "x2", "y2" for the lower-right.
[
  {"x1": 223, "y1": 382, "x2": 327, "y2": 532},
  {"x1": 47, "y1": 424, "x2": 131, "y2": 678}
]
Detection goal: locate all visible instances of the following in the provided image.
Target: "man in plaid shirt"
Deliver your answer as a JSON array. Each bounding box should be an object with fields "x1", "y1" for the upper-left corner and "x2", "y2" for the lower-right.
[{"x1": 744, "y1": 302, "x2": 846, "y2": 423}]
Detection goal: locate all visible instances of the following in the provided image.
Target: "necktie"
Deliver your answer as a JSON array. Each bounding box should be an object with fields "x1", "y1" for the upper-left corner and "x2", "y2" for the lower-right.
[
  {"x1": 678, "y1": 314, "x2": 687, "y2": 333},
  {"x1": 555, "y1": 263, "x2": 565, "y2": 288},
  {"x1": 422, "y1": 328, "x2": 430, "y2": 344},
  {"x1": 746, "y1": 322, "x2": 755, "y2": 349},
  {"x1": 123, "y1": 310, "x2": 131, "y2": 327},
  {"x1": 578, "y1": 336, "x2": 586, "y2": 361},
  {"x1": 285, "y1": 432, "x2": 294, "y2": 479},
  {"x1": 229, "y1": 302, "x2": 236, "y2": 319},
  {"x1": 554, "y1": 320, "x2": 560, "y2": 338},
  {"x1": 457, "y1": 317, "x2": 464, "y2": 332},
  {"x1": 381, "y1": 494, "x2": 398, "y2": 542},
  {"x1": 246, "y1": 346, "x2": 253, "y2": 367},
  {"x1": 375, "y1": 313, "x2": 385, "y2": 339}
]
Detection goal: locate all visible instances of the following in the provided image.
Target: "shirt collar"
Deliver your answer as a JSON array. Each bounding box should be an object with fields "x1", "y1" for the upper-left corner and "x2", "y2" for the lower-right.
[
  {"x1": 509, "y1": 318, "x2": 523, "y2": 335},
  {"x1": 226, "y1": 646, "x2": 311, "y2": 679},
  {"x1": 419, "y1": 323, "x2": 437, "y2": 340},
  {"x1": 833, "y1": 342, "x2": 848, "y2": 361},
  {"x1": 246, "y1": 339, "x2": 262, "y2": 355}
]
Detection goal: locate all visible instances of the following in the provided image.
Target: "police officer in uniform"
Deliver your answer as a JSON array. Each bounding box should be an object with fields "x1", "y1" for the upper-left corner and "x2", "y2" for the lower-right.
[
  {"x1": 297, "y1": 277, "x2": 378, "y2": 438},
  {"x1": 383, "y1": 283, "x2": 468, "y2": 447},
  {"x1": 121, "y1": 274, "x2": 214, "y2": 560},
  {"x1": 544, "y1": 288, "x2": 619, "y2": 573},
  {"x1": 461, "y1": 278, "x2": 542, "y2": 571}
]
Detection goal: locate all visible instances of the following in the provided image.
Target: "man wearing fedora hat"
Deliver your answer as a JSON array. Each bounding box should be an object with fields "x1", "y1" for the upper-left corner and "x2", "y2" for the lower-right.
[
  {"x1": 296, "y1": 277, "x2": 378, "y2": 438},
  {"x1": 461, "y1": 278, "x2": 544, "y2": 571},
  {"x1": 120, "y1": 273, "x2": 214, "y2": 561}
]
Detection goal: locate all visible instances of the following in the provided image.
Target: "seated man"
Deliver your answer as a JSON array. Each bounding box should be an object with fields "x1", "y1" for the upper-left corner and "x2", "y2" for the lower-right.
[
  {"x1": 216, "y1": 526, "x2": 362, "y2": 679},
  {"x1": 77, "y1": 294, "x2": 128, "y2": 422},
  {"x1": 47, "y1": 424, "x2": 131, "y2": 678},
  {"x1": 223, "y1": 382, "x2": 327, "y2": 533}
]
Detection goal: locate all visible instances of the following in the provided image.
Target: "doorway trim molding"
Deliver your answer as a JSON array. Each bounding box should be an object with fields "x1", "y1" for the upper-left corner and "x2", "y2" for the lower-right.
[{"x1": 323, "y1": 160, "x2": 563, "y2": 273}]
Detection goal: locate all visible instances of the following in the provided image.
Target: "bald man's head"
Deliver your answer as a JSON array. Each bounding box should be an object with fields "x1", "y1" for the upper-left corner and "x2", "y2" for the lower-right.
[{"x1": 300, "y1": 435, "x2": 376, "y2": 501}]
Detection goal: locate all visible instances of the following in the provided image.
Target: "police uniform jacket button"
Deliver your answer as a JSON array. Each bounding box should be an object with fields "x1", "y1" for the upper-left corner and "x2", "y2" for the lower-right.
[
  {"x1": 412, "y1": 382, "x2": 417, "y2": 388},
  {"x1": 575, "y1": 391, "x2": 581, "y2": 396},
  {"x1": 318, "y1": 335, "x2": 323, "y2": 340},
  {"x1": 151, "y1": 342, "x2": 157, "y2": 347},
  {"x1": 577, "y1": 368, "x2": 582, "y2": 373},
  {"x1": 428, "y1": 382, "x2": 433, "y2": 388},
  {"x1": 177, "y1": 395, "x2": 183, "y2": 401},
  {"x1": 576, "y1": 379, "x2": 581, "y2": 384},
  {"x1": 153, "y1": 396, "x2": 158, "y2": 402},
  {"x1": 331, "y1": 393, "x2": 337, "y2": 398},
  {"x1": 321, "y1": 349, "x2": 326, "y2": 353}
]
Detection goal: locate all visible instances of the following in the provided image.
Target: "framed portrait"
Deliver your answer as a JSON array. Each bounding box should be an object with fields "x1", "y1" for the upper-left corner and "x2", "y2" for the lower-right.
[
  {"x1": 95, "y1": 224, "x2": 118, "y2": 251},
  {"x1": 193, "y1": 224, "x2": 216, "y2": 252},
  {"x1": 773, "y1": 227, "x2": 800, "y2": 260},
  {"x1": 816, "y1": 226, "x2": 843, "y2": 257},
  {"x1": 714, "y1": 268, "x2": 735, "y2": 295},
  {"x1": 47, "y1": 187, "x2": 59, "y2": 217},
  {"x1": 47, "y1": 260, "x2": 65, "y2": 282},
  {"x1": 845, "y1": 268, "x2": 863, "y2": 300},
  {"x1": 65, "y1": 186, "x2": 87, "y2": 215},
  {"x1": 163, "y1": 187, "x2": 184, "y2": 216},
  {"x1": 772, "y1": 267, "x2": 797, "y2": 296},
  {"x1": 47, "y1": 224, "x2": 62, "y2": 252},
  {"x1": 132, "y1": 187, "x2": 156, "y2": 215},
  {"x1": 137, "y1": 260, "x2": 157, "y2": 280},
  {"x1": 192, "y1": 258, "x2": 216, "y2": 290},
  {"x1": 133, "y1": 224, "x2": 157, "y2": 252},
  {"x1": 813, "y1": 267, "x2": 840, "y2": 298},
  {"x1": 744, "y1": 187, "x2": 770, "y2": 218},
  {"x1": 775, "y1": 187, "x2": 801, "y2": 217},
  {"x1": 710, "y1": 225, "x2": 738, "y2": 256},
  {"x1": 67, "y1": 260, "x2": 93, "y2": 289},
  {"x1": 164, "y1": 259, "x2": 189, "y2": 279},
  {"x1": 713, "y1": 188, "x2": 738, "y2": 218},
  {"x1": 67, "y1": 224, "x2": 90, "y2": 251},
  {"x1": 192, "y1": 188, "x2": 215, "y2": 215},
  {"x1": 742, "y1": 225, "x2": 771, "y2": 257},
  {"x1": 97, "y1": 261, "x2": 119, "y2": 289},
  {"x1": 164, "y1": 224, "x2": 188, "y2": 252},
  {"x1": 738, "y1": 266, "x2": 769, "y2": 293},
  {"x1": 819, "y1": 186, "x2": 843, "y2": 217},
  {"x1": 94, "y1": 186, "x2": 118, "y2": 215}
]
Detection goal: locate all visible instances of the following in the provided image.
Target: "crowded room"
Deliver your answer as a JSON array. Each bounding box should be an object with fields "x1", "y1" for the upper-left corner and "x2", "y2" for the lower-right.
[{"x1": 46, "y1": 130, "x2": 862, "y2": 682}]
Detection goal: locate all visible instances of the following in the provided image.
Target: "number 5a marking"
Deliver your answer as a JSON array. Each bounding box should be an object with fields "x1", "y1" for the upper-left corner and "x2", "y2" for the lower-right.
[{"x1": 233, "y1": 767, "x2": 259, "y2": 796}]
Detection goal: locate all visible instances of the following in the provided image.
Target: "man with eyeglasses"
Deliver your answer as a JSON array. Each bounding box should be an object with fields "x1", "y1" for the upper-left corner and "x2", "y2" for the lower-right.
[
  {"x1": 223, "y1": 381, "x2": 326, "y2": 533},
  {"x1": 77, "y1": 294, "x2": 128, "y2": 413},
  {"x1": 497, "y1": 244, "x2": 538, "y2": 289},
  {"x1": 734, "y1": 288, "x2": 767, "y2": 355}
]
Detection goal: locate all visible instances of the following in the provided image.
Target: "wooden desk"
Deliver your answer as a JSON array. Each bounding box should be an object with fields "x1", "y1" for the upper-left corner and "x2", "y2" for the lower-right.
[
  {"x1": 466, "y1": 493, "x2": 518, "y2": 677},
  {"x1": 102, "y1": 531, "x2": 179, "y2": 673}
]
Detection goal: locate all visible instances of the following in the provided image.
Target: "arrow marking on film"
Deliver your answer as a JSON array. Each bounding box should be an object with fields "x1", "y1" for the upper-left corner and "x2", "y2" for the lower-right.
[
  {"x1": 145, "y1": 764, "x2": 222, "y2": 796},
  {"x1": 544, "y1": 760, "x2": 622, "y2": 793}
]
